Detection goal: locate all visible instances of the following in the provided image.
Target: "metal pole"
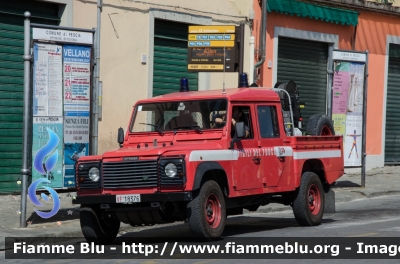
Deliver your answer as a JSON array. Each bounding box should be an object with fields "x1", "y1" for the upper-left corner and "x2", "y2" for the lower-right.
[
  {"x1": 239, "y1": 23, "x2": 244, "y2": 74},
  {"x1": 91, "y1": 0, "x2": 102, "y2": 155},
  {"x1": 20, "y1": 11, "x2": 31, "y2": 228},
  {"x1": 361, "y1": 50, "x2": 369, "y2": 188},
  {"x1": 327, "y1": 45, "x2": 334, "y2": 118}
]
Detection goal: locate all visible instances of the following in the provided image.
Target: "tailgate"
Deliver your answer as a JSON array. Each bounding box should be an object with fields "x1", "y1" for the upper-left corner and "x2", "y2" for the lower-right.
[{"x1": 289, "y1": 135, "x2": 344, "y2": 184}]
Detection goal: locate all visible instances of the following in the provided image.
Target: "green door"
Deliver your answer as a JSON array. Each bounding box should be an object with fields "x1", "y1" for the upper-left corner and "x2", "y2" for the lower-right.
[
  {"x1": 277, "y1": 37, "x2": 328, "y2": 122},
  {"x1": 0, "y1": 0, "x2": 61, "y2": 194},
  {"x1": 385, "y1": 44, "x2": 400, "y2": 164},
  {"x1": 153, "y1": 19, "x2": 198, "y2": 97}
]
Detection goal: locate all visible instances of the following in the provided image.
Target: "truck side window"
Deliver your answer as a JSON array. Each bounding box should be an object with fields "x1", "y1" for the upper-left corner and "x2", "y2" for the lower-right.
[
  {"x1": 231, "y1": 106, "x2": 253, "y2": 139},
  {"x1": 257, "y1": 106, "x2": 280, "y2": 138}
]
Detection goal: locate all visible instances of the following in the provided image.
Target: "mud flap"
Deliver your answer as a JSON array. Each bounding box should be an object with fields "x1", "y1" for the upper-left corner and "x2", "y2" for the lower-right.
[{"x1": 324, "y1": 188, "x2": 335, "y2": 214}]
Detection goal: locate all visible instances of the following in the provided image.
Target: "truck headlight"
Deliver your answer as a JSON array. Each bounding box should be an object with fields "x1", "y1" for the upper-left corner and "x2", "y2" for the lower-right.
[
  {"x1": 165, "y1": 163, "x2": 177, "y2": 178},
  {"x1": 88, "y1": 167, "x2": 100, "y2": 182}
]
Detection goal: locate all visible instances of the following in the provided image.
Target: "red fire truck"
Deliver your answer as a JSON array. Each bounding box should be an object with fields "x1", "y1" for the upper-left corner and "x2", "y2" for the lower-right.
[{"x1": 73, "y1": 76, "x2": 344, "y2": 243}]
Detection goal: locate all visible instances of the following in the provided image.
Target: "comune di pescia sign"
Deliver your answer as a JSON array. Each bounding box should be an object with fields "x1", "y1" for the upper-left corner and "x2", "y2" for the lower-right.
[{"x1": 33, "y1": 28, "x2": 93, "y2": 45}]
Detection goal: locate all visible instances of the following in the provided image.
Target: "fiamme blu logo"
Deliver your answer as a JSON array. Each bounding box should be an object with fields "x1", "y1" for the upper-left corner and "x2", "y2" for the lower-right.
[{"x1": 28, "y1": 128, "x2": 61, "y2": 219}]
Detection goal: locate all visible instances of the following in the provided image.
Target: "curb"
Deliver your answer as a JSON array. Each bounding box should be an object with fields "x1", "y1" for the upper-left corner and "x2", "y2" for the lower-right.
[
  {"x1": 362, "y1": 190, "x2": 400, "y2": 198},
  {"x1": 334, "y1": 189, "x2": 400, "y2": 202}
]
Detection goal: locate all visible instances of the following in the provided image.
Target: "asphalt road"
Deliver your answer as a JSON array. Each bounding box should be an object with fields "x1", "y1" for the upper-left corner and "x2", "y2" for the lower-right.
[{"x1": 2, "y1": 195, "x2": 400, "y2": 263}]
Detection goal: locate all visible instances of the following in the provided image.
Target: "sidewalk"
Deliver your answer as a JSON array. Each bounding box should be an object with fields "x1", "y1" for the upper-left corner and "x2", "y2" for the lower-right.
[{"x1": 1, "y1": 166, "x2": 400, "y2": 250}]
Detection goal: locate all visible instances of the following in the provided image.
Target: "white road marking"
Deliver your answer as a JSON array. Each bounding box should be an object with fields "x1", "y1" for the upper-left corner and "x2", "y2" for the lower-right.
[
  {"x1": 321, "y1": 216, "x2": 400, "y2": 229},
  {"x1": 378, "y1": 227, "x2": 400, "y2": 232}
]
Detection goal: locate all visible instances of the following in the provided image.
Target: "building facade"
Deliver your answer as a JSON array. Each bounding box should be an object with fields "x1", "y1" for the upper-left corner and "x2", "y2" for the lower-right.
[
  {"x1": 94, "y1": 0, "x2": 252, "y2": 154},
  {"x1": 0, "y1": 0, "x2": 252, "y2": 193},
  {"x1": 0, "y1": 0, "x2": 85, "y2": 194},
  {"x1": 253, "y1": 0, "x2": 400, "y2": 170}
]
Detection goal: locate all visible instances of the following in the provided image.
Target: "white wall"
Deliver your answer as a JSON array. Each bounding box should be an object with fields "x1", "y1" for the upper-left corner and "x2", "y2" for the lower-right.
[
  {"x1": 93, "y1": 0, "x2": 252, "y2": 153},
  {"x1": 50, "y1": 0, "x2": 252, "y2": 153}
]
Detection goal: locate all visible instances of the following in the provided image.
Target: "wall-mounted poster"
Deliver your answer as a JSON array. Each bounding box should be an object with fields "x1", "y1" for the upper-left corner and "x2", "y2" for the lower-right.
[
  {"x1": 63, "y1": 116, "x2": 90, "y2": 187},
  {"x1": 30, "y1": 28, "x2": 94, "y2": 191},
  {"x1": 332, "y1": 58, "x2": 365, "y2": 167},
  {"x1": 33, "y1": 43, "x2": 63, "y2": 116},
  {"x1": 63, "y1": 45, "x2": 91, "y2": 115},
  {"x1": 344, "y1": 115, "x2": 363, "y2": 167},
  {"x1": 32, "y1": 117, "x2": 64, "y2": 189},
  {"x1": 63, "y1": 45, "x2": 91, "y2": 187}
]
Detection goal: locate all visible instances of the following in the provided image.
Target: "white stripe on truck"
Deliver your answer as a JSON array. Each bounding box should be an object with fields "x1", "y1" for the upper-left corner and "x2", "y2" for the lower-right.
[
  {"x1": 189, "y1": 148, "x2": 341, "y2": 162},
  {"x1": 189, "y1": 150, "x2": 239, "y2": 162},
  {"x1": 293, "y1": 150, "x2": 341, "y2": 160}
]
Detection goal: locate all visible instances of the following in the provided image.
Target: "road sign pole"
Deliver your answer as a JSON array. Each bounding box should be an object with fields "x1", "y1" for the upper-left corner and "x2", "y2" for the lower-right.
[{"x1": 20, "y1": 11, "x2": 32, "y2": 228}]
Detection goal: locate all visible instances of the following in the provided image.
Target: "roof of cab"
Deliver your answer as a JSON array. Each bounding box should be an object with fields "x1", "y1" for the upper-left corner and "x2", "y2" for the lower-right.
[{"x1": 137, "y1": 87, "x2": 281, "y2": 104}]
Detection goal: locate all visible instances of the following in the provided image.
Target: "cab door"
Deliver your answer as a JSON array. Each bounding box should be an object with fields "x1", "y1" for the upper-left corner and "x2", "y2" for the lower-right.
[
  {"x1": 255, "y1": 104, "x2": 284, "y2": 187},
  {"x1": 231, "y1": 104, "x2": 263, "y2": 190}
]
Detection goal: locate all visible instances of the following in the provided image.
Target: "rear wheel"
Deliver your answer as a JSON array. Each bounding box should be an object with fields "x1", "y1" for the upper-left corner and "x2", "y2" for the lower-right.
[
  {"x1": 293, "y1": 172, "x2": 325, "y2": 226},
  {"x1": 306, "y1": 114, "x2": 335, "y2": 136},
  {"x1": 187, "y1": 180, "x2": 226, "y2": 239},
  {"x1": 80, "y1": 206, "x2": 120, "y2": 244}
]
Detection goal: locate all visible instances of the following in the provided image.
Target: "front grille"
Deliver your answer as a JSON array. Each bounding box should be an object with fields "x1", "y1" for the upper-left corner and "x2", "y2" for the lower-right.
[{"x1": 103, "y1": 160, "x2": 158, "y2": 188}]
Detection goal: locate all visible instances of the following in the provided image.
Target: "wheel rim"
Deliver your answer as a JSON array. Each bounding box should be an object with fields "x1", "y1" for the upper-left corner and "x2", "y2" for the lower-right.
[
  {"x1": 321, "y1": 125, "x2": 333, "y2": 136},
  {"x1": 308, "y1": 184, "x2": 321, "y2": 215},
  {"x1": 205, "y1": 193, "x2": 222, "y2": 228}
]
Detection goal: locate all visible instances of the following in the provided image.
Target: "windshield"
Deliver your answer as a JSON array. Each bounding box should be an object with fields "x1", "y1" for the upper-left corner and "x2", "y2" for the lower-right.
[{"x1": 130, "y1": 99, "x2": 228, "y2": 132}]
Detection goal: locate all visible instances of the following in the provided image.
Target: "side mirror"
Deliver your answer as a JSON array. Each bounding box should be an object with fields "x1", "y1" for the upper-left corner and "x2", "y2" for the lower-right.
[
  {"x1": 229, "y1": 121, "x2": 246, "y2": 149},
  {"x1": 117, "y1": 127, "x2": 124, "y2": 147},
  {"x1": 235, "y1": 121, "x2": 246, "y2": 138}
]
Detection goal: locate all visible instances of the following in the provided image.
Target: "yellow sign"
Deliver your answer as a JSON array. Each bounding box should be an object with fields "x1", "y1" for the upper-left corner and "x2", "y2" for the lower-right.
[
  {"x1": 189, "y1": 25, "x2": 235, "y2": 34},
  {"x1": 188, "y1": 34, "x2": 235, "y2": 41},
  {"x1": 188, "y1": 64, "x2": 224, "y2": 70},
  {"x1": 187, "y1": 40, "x2": 234, "y2": 47},
  {"x1": 332, "y1": 114, "x2": 347, "y2": 136}
]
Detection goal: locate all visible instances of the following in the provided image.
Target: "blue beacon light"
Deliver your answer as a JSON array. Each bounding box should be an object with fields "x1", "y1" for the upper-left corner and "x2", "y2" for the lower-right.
[
  {"x1": 180, "y1": 77, "x2": 190, "y2": 92},
  {"x1": 238, "y1": 73, "x2": 249, "y2": 88}
]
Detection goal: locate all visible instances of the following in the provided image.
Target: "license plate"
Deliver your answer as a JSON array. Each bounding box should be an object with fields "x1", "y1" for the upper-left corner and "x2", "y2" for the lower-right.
[{"x1": 116, "y1": 194, "x2": 141, "y2": 203}]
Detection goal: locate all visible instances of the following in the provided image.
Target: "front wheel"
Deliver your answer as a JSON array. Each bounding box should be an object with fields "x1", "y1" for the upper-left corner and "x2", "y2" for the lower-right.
[
  {"x1": 187, "y1": 180, "x2": 226, "y2": 240},
  {"x1": 292, "y1": 172, "x2": 325, "y2": 226},
  {"x1": 80, "y1": 206, "x2": 120, "y2": 244}
]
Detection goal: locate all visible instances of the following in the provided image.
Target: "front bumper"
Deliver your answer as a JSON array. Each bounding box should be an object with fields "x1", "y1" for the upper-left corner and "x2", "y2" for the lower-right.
[{"x1": 72, "y1": 192, "x2": 193, "y2": 205}]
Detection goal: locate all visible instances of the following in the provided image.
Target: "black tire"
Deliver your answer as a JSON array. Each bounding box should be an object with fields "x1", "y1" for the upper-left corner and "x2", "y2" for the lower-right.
[
  {"x1": 306, "y1": 114, "x2": 335, "y2": 136},
  {"x1": 293, "y1": 172, "x2": 325, "y2": 226},
  {"x1": 80, "y1": 206, "x2": 120, "y2": 244},
  {"x1": 187, "y1": 180, "x2": 226, "y2": 240}
]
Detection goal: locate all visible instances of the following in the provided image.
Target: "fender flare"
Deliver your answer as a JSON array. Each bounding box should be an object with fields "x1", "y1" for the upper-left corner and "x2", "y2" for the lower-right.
[{"x1": 192, "y1": 161, "x2": 226, "y2": 191}]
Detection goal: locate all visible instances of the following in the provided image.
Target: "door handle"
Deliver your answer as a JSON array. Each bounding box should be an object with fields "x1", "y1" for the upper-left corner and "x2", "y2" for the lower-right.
[{"x1": 252, "y1": 157, "x2": 261, "y2": 162}]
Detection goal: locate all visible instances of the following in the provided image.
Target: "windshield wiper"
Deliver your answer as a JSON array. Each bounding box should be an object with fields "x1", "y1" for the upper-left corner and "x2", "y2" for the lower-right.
[
  {"x1": 172, "y1": 125, "x2": 202, "y2": 134},
  {"x1": 139, "y1": 123, "x2": 164, "y2": 135}
]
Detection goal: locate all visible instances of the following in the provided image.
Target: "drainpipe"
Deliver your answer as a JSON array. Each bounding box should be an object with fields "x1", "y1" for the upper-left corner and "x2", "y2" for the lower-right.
[
  {"x1": 253, "y1": 0, "x2": 267, "y2": 84},
  {"x1": 249, "y1": 36, "x2": 255, "y2": 84}
]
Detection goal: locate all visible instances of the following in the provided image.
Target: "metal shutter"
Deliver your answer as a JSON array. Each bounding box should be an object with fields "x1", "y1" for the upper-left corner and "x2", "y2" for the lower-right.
[
  {"x1": 0, "y1": 0, "x2": 61, "y2": 194},
  {"x1": 385, "y1": 44, "x2": 400, "y2": 164},
  {"x1": 153, "y1": 19, "x2": 198, "y2": 96},
  {"x1": 277, "y1": 37, "x2": 328, "y2": 122}
]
